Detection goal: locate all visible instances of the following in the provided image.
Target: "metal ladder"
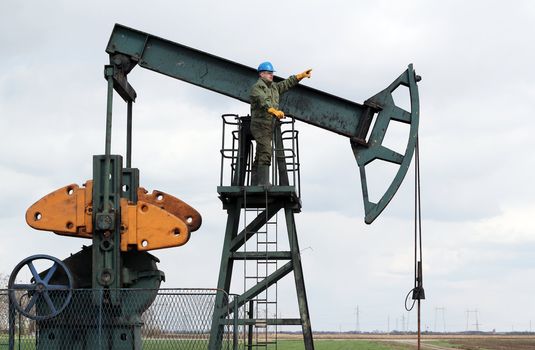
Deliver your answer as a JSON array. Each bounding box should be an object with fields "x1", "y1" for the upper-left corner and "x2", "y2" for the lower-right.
[{"x1": 242, "y1": 201, "x2": 279, "y2": 348}]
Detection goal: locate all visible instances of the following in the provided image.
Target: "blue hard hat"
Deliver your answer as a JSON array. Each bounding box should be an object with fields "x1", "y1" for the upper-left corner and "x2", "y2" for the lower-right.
[{"x1": 257, "y1": 61, "x2": 275, "y2": 72}]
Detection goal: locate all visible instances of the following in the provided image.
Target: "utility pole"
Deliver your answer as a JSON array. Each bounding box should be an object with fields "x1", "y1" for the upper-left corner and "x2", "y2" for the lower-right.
[
  {"x1": 442, "y1": 307, "x2": 446, "y2": 332},
  {"x1": 355, "y1": 305, "x2": 360, "y2": 333},
  {"x1": 387, "y1": 315, "x2": 390, "y2": 334},
  {"x1": 434, "y1": 308, "x2": 437, "y2": 332},
  {"x1": 466, "y1": 309, "x2": 480, "y2": 332}
]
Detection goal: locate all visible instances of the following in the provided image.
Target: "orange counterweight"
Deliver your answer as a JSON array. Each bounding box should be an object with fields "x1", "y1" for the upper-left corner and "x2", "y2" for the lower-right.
[{"x1": 25, "y1": 181, "x2": 201, "y2": 251}]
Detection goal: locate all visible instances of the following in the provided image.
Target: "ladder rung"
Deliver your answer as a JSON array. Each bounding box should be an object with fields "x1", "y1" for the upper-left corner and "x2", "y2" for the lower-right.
[
  {"x1": 223, "y1": 318, "x2": 302, "y2": 326},
  {"x1": 231, "y1": 251, "x2": 291, "y2": 260},
  {"x1": 247, "y1": 342, "x2": 276, "y2": 347}
]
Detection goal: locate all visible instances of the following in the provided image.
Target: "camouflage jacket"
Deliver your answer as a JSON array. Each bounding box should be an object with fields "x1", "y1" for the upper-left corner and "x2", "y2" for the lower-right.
[{"x1": 250, "y1": 75, "x2": 299, "y2": 125}]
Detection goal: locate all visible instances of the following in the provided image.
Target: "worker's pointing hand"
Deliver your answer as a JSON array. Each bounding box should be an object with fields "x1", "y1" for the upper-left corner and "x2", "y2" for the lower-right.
[
  {"x1": 296, "y1": 69, "x2": 312, "y2": 81},
  {"x1": 268, "y1": 107, "x2": 285, "y2": 119}
]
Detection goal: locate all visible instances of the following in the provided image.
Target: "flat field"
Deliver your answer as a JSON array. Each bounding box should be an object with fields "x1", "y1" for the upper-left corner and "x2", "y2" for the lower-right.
[
  {"x1": 267, "y1": 335, "x2": 535, "y2": 350},
  {"x1": 267, "y1": 339, "x2": 413, "y2": 349},
  {"x1": 2, "y1": 334, "x2": 535, "y2": 349}
]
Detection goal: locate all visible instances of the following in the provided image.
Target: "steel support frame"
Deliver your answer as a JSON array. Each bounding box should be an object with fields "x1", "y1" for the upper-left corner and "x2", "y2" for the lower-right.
[
  {"x1": 210, "y1": 126, "x2": 313, "y2": 350},
  {"x1": 209, "y1": 197, "x2": 314, "y2": 350},
  {"x1": 88, "y1": 63, "x2": 149, "y2": 350}
]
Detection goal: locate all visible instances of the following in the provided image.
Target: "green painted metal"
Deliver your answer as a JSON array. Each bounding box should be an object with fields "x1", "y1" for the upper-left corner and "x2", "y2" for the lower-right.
[
  {"x1": 351, "y1": 64, "x2": 420, "y2": 224},
  {"x1": 34, "y1": 248, "x2": 163, "y2": 350},
  {"x1": 121, "y1": 168, "x2": 139, "y2": 203},
  {"x1": 84, "y1": 62, "x2": 163, "y2": 349},
  {"x1": 226, "y1": 261, "x2": 294, "y2": 315},
  {"x1": 209, "y1": 199, "x2": 242, "y2": 350},
  {"x1": 211, "y1": 120, "x2": 314, "y2": 348},
  {"x1": 102, "y1": 66, "x2": 115, "y2": 214},
  {"x1": 105, "y1": 23, "x2": 421, "y2": 224},
  {"x1": 229, "y1": 204, "x2": 282, "y2": 252},
  {"x1": 231, "y1": 318, "x2": 303, "y2": 326},
  {"x1": 209, "y1": 188, "x2": 315, "y2": 350},
  {"x1": 231, "y1": 251, "x2": 293, "y2": 260},
  {"x1": 92, "y1": 155, "x2": 123, "y2": 297},
  {"x1": 126, "y1": 101, "x2": 133, "y2": 168},
  {"x1": 283, "y1": 204, "x2": 314, "y2": 350},
  {"x1": 106, "y1": 24, "x2": 367, "y2": 141}
]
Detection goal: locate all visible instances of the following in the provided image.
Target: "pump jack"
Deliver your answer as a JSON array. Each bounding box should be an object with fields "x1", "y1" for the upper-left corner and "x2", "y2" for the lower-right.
[{"x1": 8, "y1": 24, "x2": 420, "y2": 350}]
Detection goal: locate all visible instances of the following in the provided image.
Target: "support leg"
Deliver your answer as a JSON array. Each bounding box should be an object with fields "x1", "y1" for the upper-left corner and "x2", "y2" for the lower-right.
[
  {"x1": 285, "y1": 207, "x2": 315, "y2": 350},
  {"x1": 209, "y1": 200, "x2": 242, "y2": 349}
]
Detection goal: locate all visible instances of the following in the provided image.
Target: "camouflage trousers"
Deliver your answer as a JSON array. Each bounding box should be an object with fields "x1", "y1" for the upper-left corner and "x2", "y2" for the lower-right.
[{"x1": 250, "y1": 120, "x2": 274, "y2": 166}]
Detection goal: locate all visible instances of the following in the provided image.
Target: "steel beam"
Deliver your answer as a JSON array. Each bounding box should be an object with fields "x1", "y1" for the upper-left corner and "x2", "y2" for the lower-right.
[{"x1": 106, "y1": 24, "x2": 371, "y2": 141}]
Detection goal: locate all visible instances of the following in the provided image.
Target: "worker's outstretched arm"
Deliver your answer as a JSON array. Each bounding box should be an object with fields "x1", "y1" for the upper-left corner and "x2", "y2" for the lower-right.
[
  {"x1": 276, "y1": 69, "x2": 312, "y2": 94},
  {"x1": 275, "y1": 75, "x2": 299, "y2": 94}
]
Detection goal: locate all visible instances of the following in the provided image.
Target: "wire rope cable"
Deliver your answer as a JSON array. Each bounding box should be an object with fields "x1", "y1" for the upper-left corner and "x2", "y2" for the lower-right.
[{"x1": 404, "y1": 136, "x2": 424, "y2": 312}]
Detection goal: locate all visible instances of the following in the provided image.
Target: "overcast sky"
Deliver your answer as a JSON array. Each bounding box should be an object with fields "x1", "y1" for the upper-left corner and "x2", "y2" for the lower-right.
[{"x1": 1, "y1": 0, "x2": 534, "y2": 333}]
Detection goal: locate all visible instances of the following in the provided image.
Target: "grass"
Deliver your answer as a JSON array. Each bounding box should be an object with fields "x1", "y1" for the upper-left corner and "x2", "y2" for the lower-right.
[
  {"x1": 439, "y1": 338, "x2": 535, "y2": 350},
  {"x1": 0, "y1": 335, "x2": 35, "y2": 349},
  {"x1": 0, "y1": 337, "x2": 415, "y2": 350},
  {"x1": 268, "y1": 339, "x2": 413, "y2": 350},
  {"x1": 427, "y1": 339, "x2": 463, "y2": 348},
  {"x1": 3, "y1": 335, "x2": 535, "y2": 350}
]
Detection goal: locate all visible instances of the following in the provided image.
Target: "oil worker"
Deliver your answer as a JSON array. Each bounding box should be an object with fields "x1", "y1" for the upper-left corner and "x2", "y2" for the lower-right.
[{"x1": 250, "y1": 62, "x2": 312, "y2": 185}]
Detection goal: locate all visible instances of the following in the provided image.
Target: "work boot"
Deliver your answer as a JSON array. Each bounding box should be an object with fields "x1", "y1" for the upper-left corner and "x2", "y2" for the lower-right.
[
  {"x1": 250, "y1": 165, "x2": 258, "y2": 186},
  {"x1": 256, "y1": 165, "x2": 271, "y2": 186}
]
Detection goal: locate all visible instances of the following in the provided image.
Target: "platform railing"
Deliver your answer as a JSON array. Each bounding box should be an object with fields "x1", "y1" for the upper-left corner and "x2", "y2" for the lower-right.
[{"x1": 219, "y1": 114, "x2": 301, "y2": 192}]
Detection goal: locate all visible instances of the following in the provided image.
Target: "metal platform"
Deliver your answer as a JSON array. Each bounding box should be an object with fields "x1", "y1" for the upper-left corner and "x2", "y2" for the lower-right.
[{"x1": 217, "y1": 185, "x2": 301, "y2": 211}]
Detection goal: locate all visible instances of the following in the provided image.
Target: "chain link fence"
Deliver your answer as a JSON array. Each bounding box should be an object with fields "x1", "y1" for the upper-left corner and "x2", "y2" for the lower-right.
[{"x1": 0, "y1": 288, "x2": 245, "y2": 350}]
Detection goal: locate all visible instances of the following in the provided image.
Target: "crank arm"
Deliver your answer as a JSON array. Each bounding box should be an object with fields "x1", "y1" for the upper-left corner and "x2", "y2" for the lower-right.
[
  {"x1": 138, "y1": 188, "x2": 202, "y2": 232},
  {"x1": 120, "y1": 199, "x2": 190, "y2": 251},
  {"x1": 25, "y1": 182, "x2": 93, "y2": 238}
]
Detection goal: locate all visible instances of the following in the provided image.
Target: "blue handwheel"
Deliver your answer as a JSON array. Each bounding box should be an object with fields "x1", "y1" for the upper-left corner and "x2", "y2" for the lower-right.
[{"x1": 8, "y1": 254, "x2": 73, "y2": 320}]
